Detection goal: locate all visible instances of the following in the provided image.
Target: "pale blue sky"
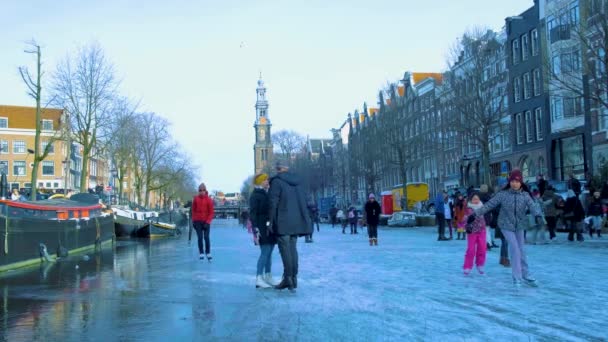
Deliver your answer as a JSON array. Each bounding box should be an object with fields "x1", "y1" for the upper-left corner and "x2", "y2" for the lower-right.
[{"x1": 1, "y1": 0, "x2": 533, "y2": 192}]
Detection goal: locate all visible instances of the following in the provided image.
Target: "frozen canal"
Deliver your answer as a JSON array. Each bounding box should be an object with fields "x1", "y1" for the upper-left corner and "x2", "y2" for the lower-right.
[{"x1": 1, "y1": 219, "x2": 607, "y2": 341}]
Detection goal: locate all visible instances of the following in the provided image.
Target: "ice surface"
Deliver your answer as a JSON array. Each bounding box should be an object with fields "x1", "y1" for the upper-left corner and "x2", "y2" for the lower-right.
[{"x1": 1, "y1": 222, "x2": 607, "y2": 341}]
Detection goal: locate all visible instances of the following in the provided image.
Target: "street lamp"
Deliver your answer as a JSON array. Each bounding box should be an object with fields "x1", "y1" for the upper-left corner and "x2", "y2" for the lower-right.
[{"x1": 110, "y1": 168, "x2": 117, "y2": 205}]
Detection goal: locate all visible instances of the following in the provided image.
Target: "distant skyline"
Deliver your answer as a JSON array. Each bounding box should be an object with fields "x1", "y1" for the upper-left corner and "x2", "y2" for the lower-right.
[{"x1": 0, "y1": 0, "x2": 533, "y2": 192}]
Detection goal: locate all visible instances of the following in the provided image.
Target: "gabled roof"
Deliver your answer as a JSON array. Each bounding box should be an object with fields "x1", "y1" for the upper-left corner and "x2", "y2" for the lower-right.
[{"x1": 412, "y1": 72, "x2": 443, "y2": 84}]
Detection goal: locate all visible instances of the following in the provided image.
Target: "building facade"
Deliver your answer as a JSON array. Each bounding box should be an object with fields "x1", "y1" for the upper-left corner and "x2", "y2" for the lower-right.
[
  {"x1": 0, "y1": 105, "x2": 68, "y2": 193},
  {"x1": 507, "y1": 1, "x2": 550, "y2": 184}
]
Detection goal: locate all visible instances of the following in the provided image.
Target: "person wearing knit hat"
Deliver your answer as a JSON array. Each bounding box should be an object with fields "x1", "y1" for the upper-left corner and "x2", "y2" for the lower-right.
[
  {"x1": 467, "y1": 168, "x2": 543, "y2": 287},
  {"x1": 364, "y1": 193, "x2": 381, "y2": 246},
  {"x1": 249, "y1": 172, "x2": 277, "y2": 289}
]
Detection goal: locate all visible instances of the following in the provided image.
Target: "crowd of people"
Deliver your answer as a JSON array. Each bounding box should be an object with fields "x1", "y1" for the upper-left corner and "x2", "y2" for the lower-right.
[
  {"x1": 191, "y1": 165, "x2": 605, "y2": 291},
  {"x1": 434, "y1": 169, "x2": 606, "y2": 287}
]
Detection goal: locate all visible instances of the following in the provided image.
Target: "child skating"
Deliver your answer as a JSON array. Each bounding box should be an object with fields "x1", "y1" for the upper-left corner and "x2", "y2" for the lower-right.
[{"x1": 463, "y1": 193, "x2": 487, "y2": 275}]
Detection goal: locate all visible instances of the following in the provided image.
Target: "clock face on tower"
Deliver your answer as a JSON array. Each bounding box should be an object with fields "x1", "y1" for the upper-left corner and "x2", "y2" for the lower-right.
[{"x1": 258, "y1": 128, "x2": 266, "y2": 141}]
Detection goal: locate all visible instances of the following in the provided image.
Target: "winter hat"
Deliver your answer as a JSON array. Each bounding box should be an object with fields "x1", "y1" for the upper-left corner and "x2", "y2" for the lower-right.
[
  {"x1": 253, "y1": 173, "x2": 268, "y2": 186},
  {"x1": 508, "y1": 169, "x2": 523, "y2": 183},
  {"x1": 368, "y1": 193, "x2": 376, "y2": 199},
  {"x1": 274, "y1": 159, "x2": 289, "y2": 170}
]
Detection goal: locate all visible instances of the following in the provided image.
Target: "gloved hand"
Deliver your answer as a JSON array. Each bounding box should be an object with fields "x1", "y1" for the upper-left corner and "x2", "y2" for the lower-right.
[
  {"x1": 467, "y1": 214, "x2": 476, "y2": 225},
  {"x1": 535, "y1": 216, "x2": 543, "y2": 227},
  {"x1": 266, "y1": 221, "x2": 273, "y2": 235}
]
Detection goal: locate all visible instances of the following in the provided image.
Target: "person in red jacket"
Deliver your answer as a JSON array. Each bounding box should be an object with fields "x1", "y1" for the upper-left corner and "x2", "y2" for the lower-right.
[{"x1": 192, "y1": 183, "x2": 215, "y2": 260}]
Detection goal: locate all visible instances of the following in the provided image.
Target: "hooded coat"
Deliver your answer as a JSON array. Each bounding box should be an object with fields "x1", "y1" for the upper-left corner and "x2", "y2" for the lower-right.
[
  {"x1": 249, "y1": 187, "x2": 276, "y2": 245},
  {"x1": 268, "y1": 171, "x2": 312, "y2": 236},
  {"x1": 564, "y1": 191, "x2": 585, "y2": 222},
  {"x1": 475, "y1": 188, "x2": 542, "y2": 232}
]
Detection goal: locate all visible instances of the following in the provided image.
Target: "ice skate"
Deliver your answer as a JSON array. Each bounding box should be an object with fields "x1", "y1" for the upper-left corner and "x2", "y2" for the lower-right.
[
  {"x1": 264, "y1": 273, "x2": 278, "y2": 286},
  {"x1": 206, "y1": 253, "x2": 213, "y2": 262},
  {"x1": 256, "y1": 275, "x2": 271, "y2": 289},
  {"x1": 523, "y1": 276, "x2": 538, "y2": 287}
]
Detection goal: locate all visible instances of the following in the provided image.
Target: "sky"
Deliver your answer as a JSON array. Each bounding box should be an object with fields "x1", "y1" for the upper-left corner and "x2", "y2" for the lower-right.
[{"x1": 0, "y1": 0, "x2": 533, "y2": 193}]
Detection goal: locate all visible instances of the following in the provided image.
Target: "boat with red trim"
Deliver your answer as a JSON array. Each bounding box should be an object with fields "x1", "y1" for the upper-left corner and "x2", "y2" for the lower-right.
[{"x1": 0, "y1": 193, "x2": 115, "y2": 273}]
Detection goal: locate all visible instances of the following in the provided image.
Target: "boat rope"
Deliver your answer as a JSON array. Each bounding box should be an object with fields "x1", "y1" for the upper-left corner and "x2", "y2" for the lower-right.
[
  {"x1": 95, "y1": 217, "x2": 101, "y2": 245},
  {"x1": 3, "y1": 205, "x2": 8, "y2": 255}
]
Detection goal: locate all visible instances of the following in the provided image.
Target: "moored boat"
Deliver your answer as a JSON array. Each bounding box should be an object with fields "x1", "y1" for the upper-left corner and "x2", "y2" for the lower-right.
[
  {"x1": 112, "y1": 207, "x2": 156, "y2": 237},
  {"x1": 0, "y1": 195, "x2": 115, "y2": 273}
]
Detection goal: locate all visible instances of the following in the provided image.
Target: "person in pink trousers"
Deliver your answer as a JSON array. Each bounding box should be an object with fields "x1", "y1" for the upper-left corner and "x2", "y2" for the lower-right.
[{"x1": 463, "y1": 193, "x2": 487, "y2": 275}]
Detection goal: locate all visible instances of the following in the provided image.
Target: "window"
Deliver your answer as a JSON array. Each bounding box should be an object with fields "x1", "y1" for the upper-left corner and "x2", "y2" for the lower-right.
[
  {"x1": 564, "y1": 96, "x2": 583, "y2": 117},
  {"x1": 42, "y1": 161, "x2": 54, "y2": 176},
  {"x1": 13, "y1": 140, "x2": 26, "y2": 154},
  {"x1": 535, "y1": 108, "x2": 543, "y2": 141},
  {"x1": 503, "y1": 126, "x2": 512, "y2": 151},
  {"x1": 41, "y1": 141, "x2": 54, "y2": 154},
  {"x1": 522, "y1": 34, "x2": 529, "y2": 61},
  {"x1": 512, "y1": 39, "x2": 520, "y2": 65},
  {"x1": 525, "y1": 111, "x2": 534, "y2": 143},
  {"x1": 0, "y1": 140, "x2": 8, "y2": 154},
  {"x1": 523, "y1": 73, "x2": 531, "y2": 99},
  {"x1": 569, "y1": 1, "x2": 579, "y2": 25},
  {"x1": 533, "y1": 69, "x2": 541, "y2": 96},
  {"x1": 596, "y1": 48, "x2": 606, "y2": 78},
  {"x1": 13, "y1": 161, "x2": 26, "y2": 176},
  {"x1": 531, "y1": 29, "x2": 539, "y2": 56},
  {"x1": 551, "y1": 97, "x2": 564, "y2": 121},
  {"x1": 42, "y1": 120, "x2": 53, "y2": 131},
  {"x1": 0, "y1": 117, "x2": 7, "y2": 128},
  {"x1": 552, "y1": 55, "x2": 561, "y2": 75},
  {"x1": 10, "y1": 183, "x2": 19, "y2": 190},
  {"x1": 514, "y1": 77, "x2": 522, "y2": 103},
  {"x1": 516, "y1": 113, "x2": 523, "y2": 144},
  {"x1": 90, "y1": 159, "x2": 97, "y2": 176},
  {"x1": 0, "y1": 160, "x2": 7, "y2": 174}
]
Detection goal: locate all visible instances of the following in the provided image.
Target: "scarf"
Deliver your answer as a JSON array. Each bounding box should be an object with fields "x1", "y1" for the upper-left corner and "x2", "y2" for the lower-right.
[{"x1": 467, "y1": 202, "x2": 483, "y2": 210}]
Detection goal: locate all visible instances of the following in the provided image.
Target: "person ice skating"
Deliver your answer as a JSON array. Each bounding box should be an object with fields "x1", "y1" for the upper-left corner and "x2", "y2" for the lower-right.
[
  {"x1": 463, "y1": 193, "x2": 487, "y2": 275},
  {"x1": 587, "y1": 191, "x2": 604, "y2": 239},
  {"x1": 249, "y1": 173, "x2": 277, "y2": 289},
  {"x1": 434, "y1": 191, "x2": 450, "y2": 241},
  {"x1": 542, "y1": 186, "x2": 561, "y2": 241},
  {"x1": 564, "y1": 190, "x2": 585, "y2": 242},
  {"x1": 348, "y1": 206, "x2": 358, "y2": 234},
  {"x1": 364, "y1": 193, "x2": 381, "y2": 246},
  {"x1": 470, "y1": 169, "x2": 543, "y2": 287},
  {"x1": 337, "y1": 207, "x2": 347, "y2": 233},
  {"x1": 192, "y1": 183, "x2": 215, "y2": 261},
  {"x1": 527, "y1": 190, "x2": 547, "y2": 244},
  {"x1": 330, "y1": 205, "x2": 338, "y2": 228},
  {"x1": 454, "y1": 193, "x2": 467, "y2": 240},
  {"x1": 305, "y1": 200, "x2": 318, "y2": 243},
  {"x1": 268, "y1": 160, "x2": 312, "y2": 292},
  {"x1": 479, "y1": 185, "x2": 498, "y2": 249}
]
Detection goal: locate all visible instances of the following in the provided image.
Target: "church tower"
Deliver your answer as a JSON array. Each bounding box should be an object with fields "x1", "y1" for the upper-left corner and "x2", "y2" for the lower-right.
[{"x1": 253, "y1": 75, "x2": 273, "y2": 175}]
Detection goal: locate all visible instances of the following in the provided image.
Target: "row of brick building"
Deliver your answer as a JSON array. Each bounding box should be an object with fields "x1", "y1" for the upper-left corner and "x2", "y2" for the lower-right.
[{"x1": 313, "y1": 0, "x2": 607, "y2": 207}]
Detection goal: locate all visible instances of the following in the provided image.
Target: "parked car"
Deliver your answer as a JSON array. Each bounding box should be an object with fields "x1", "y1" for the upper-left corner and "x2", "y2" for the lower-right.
[{"x1": 387, "y1": 211, "x2": 416, "y2": 227}]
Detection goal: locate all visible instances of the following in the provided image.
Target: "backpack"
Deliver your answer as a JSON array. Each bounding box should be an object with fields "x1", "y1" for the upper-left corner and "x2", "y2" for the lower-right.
[{"x1": 348, "y1": 210, "x2": 355, "y2": 219}]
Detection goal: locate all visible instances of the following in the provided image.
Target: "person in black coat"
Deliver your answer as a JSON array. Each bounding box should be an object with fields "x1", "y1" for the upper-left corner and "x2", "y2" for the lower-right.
[
  {"x1": 364, "y1": 193, "x2": 381, "y2": 246},
  {"x1": 563, "y1": 190, "x2": 585, "y2": 242},
  {"x1": 249, "y1": 173, "x2": 277, "y2": 289},
  {"x1": 268, "y1": 161, "x2": 312, "y2": 291},
  {"x1": 586, "y1": 191, "x2": 604, "y2": 238}
]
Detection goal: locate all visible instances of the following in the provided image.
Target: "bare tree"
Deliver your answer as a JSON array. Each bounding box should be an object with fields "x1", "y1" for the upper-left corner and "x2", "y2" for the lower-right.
[
  {"x1": 272, "y1": 130, "x2": 306, "y2": 166},
  {"x1": 444, "y1": 28, "x2": 508, "y2": 186},
  {"x1": 19, "y1": 41, "x2": 63, "y2": 200},
  {"x1": 135, "y1": 112, "x2": 173, "y2": 208},
  {"x1": 51, "y1": 42, "x2": 117, "y2": 192},
  {"x1": 106, "y1": 97, "x2": 138, "y2": 203}
]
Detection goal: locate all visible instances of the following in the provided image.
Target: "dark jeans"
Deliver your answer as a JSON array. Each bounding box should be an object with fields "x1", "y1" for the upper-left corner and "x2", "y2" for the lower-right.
[
  {"x1": 314, "y1": 221, "x2": 320, "y2": 232},
  {"x1": 276, "y1": 235, "x2": 298, "y2": 277},
  {"x1": 436, "y1": 213, "x2": 445, "y2": 238},
  {"x1": 545, "y1": 216, "x2": 557, "y2": 239},
  {"x1": 350, "y1": 222, "x2": 357, "y2": 234},
  {"x1": 257, "y1": 244, "x2": 275, "y2": 275},
  {"x1": 193, "y1": 221, "x2": 210, "y2": 254},
  {"x1": 331, "y1": 217, "x2": 337, "y2": 227},
  {"x1": 567, "y1": 220, "x2": 584, "y2": 241},
  {"x1": 368, "y1": 224, "x2": 378, "y2": 239},
  {"x1": 446, "y1": 218, "x2": 453, "y2": 237}
]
